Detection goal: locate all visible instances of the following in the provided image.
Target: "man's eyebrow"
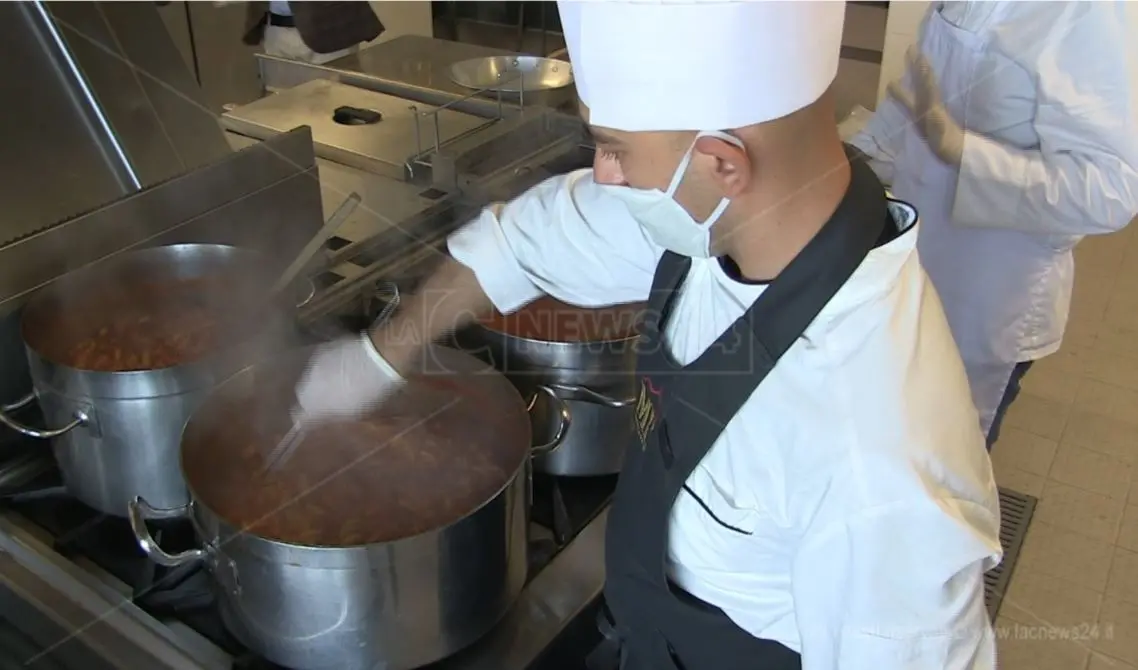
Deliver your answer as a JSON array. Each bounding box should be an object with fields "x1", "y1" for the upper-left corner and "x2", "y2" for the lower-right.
[{"x1": 586, "y1": 126, "x2": 623, "y2": 146}]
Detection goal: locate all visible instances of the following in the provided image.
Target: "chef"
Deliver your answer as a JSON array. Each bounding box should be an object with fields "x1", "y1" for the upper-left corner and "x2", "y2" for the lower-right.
[
  {"x1": 851, "y1": 1, "x2": 1138, "y2": 448},
  {"x1": 241, "y1": 1, "x2": 384, "y2": 65},
  {"x1": 292, "y1": 1, "x2": 1002, "y2": 668}
]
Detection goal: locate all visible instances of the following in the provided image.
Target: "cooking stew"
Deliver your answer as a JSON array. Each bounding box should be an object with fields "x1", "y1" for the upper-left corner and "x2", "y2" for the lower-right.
[
  {"x1": 477, "y1": 296, "x2": 645, "y2": 343},
  {"x1": 182, "y1": 358, "x2": 530, "y2": 547},
  {"x1": 27, "y1": 273, "x2": 267, "y2": 373}
]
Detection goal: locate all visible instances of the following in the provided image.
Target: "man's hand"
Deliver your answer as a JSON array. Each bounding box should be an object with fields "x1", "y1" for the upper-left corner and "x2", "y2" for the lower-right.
[
  {"x1": 887, "y1": 47, "x2": 966, "y2": 167},
  {"x1": 292, "y1": 332, "x2": 405, "y2": 427}
]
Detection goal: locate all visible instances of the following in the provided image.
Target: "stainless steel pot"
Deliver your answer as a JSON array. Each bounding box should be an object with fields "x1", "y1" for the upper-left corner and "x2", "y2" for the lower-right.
[
  {"x1": 128, "y1": 345, "x2": 569, "y2": 670},
  {"x1": 457, "y1": 310, "x2": 640, "y2": 477},
  {"x1": 0, "y1": 244, "x2": 307, "y2": 516}
]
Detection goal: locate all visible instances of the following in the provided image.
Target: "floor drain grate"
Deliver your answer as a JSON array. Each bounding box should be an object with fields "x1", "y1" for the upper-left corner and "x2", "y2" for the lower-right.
[{"x1": 985, "y1": 487, "x2": 1037, "y2": 620}]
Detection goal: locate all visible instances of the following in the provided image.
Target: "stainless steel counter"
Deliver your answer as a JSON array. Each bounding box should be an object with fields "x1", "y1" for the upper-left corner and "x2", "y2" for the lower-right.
[{"x1": 222, "y1": 132, "x2": 449, "y2": 266}]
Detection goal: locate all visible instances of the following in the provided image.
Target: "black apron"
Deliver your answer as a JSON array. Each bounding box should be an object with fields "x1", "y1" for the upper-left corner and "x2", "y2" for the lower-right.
[{"x1": 589, "y1": 160, "x2": 890, "y2": 670}]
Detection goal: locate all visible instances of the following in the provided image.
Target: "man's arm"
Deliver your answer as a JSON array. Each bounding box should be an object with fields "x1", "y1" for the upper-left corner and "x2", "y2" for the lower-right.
[
  {"x1": 951, "y1": 2, "x2": 1138, "y2": 235},
  {"x1": 294, "y1": 169, "x2": 661, "y2": 424},
  {"x1": 372, "y1": 169, "x2": 663, "y2": 371},
  {"x1": 791, "y1": 500, "x2": 1002, "y2": 669},
  {"x1": 368, "y1": 258, "x2": 491, "y2": 376}
]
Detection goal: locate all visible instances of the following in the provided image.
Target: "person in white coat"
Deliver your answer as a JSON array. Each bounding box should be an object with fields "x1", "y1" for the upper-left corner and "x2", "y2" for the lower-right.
[
  {"x1": 240, "y1": 1, "x2": 384, "y2": 65},
  {"x1": 851, "y1": 1, "x2": 1138, "y2": 449},
  {"x1": 290, "y1": 2, "x2": 1002, "y2": 668}
]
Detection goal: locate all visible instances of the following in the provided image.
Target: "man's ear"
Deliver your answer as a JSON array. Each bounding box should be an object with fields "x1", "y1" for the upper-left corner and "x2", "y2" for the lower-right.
[{"x1": 696, "y1": 135, "x2": 752, "y2": 198}]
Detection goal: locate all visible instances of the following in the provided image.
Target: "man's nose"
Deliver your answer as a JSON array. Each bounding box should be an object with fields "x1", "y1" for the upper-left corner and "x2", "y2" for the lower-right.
[{"x1": 592, "y1": 154, "x2": 627, "y2": 186}]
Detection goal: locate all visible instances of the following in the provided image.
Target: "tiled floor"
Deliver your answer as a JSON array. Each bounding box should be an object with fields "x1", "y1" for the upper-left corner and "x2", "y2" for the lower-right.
[{"x1": 992, "y1": 224, "x2": 1138, "y2": 669}]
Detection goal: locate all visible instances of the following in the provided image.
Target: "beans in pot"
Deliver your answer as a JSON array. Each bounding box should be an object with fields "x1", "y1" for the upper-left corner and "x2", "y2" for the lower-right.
[
  {"x1": 182, "y1": 366, "x2": 530, "y2": 547},
  {"x1": 30, "y1": 274, "x2": 267, "y2": 372},
  {"x1": 477, "y1": 296, "x2": 645, "y2": 343}
]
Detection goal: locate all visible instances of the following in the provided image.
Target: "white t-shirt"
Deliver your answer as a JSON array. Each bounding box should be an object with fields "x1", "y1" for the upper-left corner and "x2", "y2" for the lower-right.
[{"x1": 448, "y1": 169, "x2": 1003, "y2": 670}]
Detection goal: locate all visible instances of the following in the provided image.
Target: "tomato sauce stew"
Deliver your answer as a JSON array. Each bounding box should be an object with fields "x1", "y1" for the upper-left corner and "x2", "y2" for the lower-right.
[
  {"x1": 182, "y1": 365, "x2": 529, "y2": 547},
  {"x1": 29, "y1": 274, "x2": 268, "y2": 372}
]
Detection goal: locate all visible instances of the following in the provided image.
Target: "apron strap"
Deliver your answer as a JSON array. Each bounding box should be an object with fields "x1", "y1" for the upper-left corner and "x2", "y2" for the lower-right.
[{"x1": 679, "y1": 159, "x2": 889, "y2": 429}]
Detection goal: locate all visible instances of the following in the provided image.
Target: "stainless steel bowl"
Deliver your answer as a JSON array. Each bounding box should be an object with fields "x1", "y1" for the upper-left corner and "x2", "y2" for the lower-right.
[{"x1": 448, "y1": 56, "x2": 573, "y2": 93}]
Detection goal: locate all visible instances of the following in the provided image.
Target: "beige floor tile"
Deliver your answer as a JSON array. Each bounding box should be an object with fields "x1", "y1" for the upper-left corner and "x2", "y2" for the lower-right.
[
  {"x1": 1022, "y1": 364, "x2": 1082, "y2": 406},
  {"x1": 991, "y1": 427, "x2": 1060, "y2": 477},
  {"x1": 1002, "y1": 570, "x2": 1103, "y2": 630},
  {"x1": 1118, "y1": 506, "x2": 1138, "y2": 553},
  {"x1": 993, "y1": 461, "x2": 1046, "y2": 497},
  {"x1": 1063, "y1": 409, "x2": 1138, "y2": 464},
  {"x1": 1078, "y1": 265, "x2": 1123, "y2": 293},
  {"x1": 1065, "y1": 380, "x2": 1138, "y2": 462},
  {"x1": 1073, "y1": 378, "x2": 1138, "y2": 423},
  {"x1": 1036, "y1": 345, "x2": 1094, "y2": 378},
  {"x1": 1088, "y1": 652, "x2": 1137, "y2": 670},
  {"x1": 1066, "y1": 318, "x2": 1103, "y2": 352},
  {"x1": 1091, "y1": 597, "x2": 1138, "y2": 665},
  {"x1": 1073, "y1": 288, "x2": 1114, "y2": 327},
  {"x1": 1107, "y1": 548, "x2": 1138, "y2": 606},
  {"x1": 1093, "y1": 321, "x2": 1138, "y2": 361},
  {"x1": 1083, "y1": 349, "x2": 1138, "y2": 394},
  {"x1": 1017, "y1": 521, "x2": 1115, "y2": 592},
  {"x1": 1049, "y1": 442, "x2": 1134, "y2": 500},
  {"x1": 1076, "y1": 235, "x2": 1128, "y2": 275},
  {"x1": 1035, "y1": 481, "x2": 1125, "y2": 544},
  {"x1": 1103, "y1": 302, "x2": 1138, "y2": 335},
  {"x1": 1108, "y1": 255, "x2": 1138, "y2": 290},
  {"x1": 1003, "y1": 393, "x2": 1072, "y2": 442},
  {"x1": 995, "y1": 616, "x2": 1092, "y2": 670}
]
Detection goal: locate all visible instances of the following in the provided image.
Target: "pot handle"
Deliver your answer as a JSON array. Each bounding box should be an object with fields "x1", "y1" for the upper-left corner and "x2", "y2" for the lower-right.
[
  {"x1": 546, "y1": 383, "x2": 636, "y2": 409},
  {"x1": 128, "y1": 497, "x2": 206, "y2": 568},
  {"x1": 370, "y1": 281, "x2": 400, "y2": 326},
  {"x1": 528, "y1": 384, "x2": 571, "y2": 455},
  {"x1": 0, "y1": 393, "x2": 89, "y2": 439},
  {"x1": 294, "y1": 278, "x2": 317, "y2": 309}
]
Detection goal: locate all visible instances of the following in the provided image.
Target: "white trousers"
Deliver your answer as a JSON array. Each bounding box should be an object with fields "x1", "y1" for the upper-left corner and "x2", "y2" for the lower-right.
[{"x1": 263, "y1": 25, "x2": 358, "y2": 65}]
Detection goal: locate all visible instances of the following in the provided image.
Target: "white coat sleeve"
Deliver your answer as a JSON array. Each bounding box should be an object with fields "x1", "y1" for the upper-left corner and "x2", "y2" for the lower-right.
[
  {"x1": 952, "y1": 3, "x2": 1138, "y2": 236},
  {"x1": 446, "y1": 169, "x2": 663, "y2": 313},
  {"x1": 792, "y1": 500, "x2": 1001, "y2": 670},
  {"x1": 848, "y1": 95, "x2": 913, "y2": 188}
]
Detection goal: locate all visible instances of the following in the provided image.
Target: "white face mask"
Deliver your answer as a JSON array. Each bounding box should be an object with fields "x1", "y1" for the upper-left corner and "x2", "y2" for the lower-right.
[{"x1": 602, "y1": 131, "x2": 743, "y2": 258}]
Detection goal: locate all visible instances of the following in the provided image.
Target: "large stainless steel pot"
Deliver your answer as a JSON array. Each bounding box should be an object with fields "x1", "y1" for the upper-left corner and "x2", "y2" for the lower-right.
[
  {"x1": 458, "y1": 302, "x2": 641, "y2": 476},
  {"x1": 0, "y1": 244, "x2": 306, "y2": 516},
  {"x1": 129, "y1": 345, "x2": 569, "y2": 670}
]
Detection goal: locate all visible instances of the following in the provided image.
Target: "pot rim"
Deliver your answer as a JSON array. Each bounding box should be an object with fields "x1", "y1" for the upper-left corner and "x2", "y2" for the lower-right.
[
  {"x1": 466, "y1": 320, "x2": 640, "y2": 348},
  {"x1": 179, "y1": 345, "x2": 534, "y2": 554},
  {"x1": 183, "y1": 454, "x2": 529, "y2": 555}
]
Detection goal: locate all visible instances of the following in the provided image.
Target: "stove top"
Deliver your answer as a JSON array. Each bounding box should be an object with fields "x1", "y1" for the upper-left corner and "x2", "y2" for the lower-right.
[{"x1": 0, "y1": 449, "x2": 613, "y2": 670}]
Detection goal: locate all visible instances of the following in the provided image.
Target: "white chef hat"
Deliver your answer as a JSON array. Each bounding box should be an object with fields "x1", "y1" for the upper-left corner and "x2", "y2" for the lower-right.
[{"x1": 558, "y1": 0, "x2": 846, "y2": 132}]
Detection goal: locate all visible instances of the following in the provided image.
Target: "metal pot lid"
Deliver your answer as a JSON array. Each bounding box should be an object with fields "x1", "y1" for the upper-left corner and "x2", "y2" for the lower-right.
[
  {"x1": 476, "y1": 296, "x2": 644, "y2": 344},
  {"x1": 181, "y1": 345, "x2": 531, "y2": 548},
  {"x1": 448, "y1": 56, "x2": 573, "y2": 93}
]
